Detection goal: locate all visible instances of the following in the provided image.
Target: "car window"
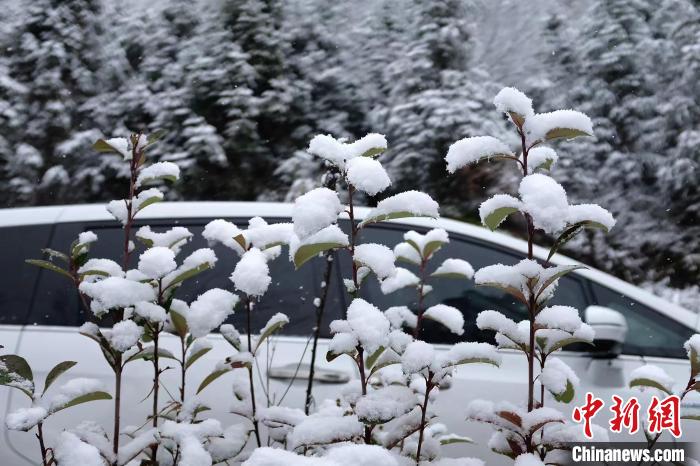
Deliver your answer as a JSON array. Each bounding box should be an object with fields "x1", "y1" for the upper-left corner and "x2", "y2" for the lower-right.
[
  {"x1": 31, "y1": 219, "x2": 342, "y2": 337},
  {"x1": 0, "y1": 224, "x2": 52, "y2": 325},
  {"x1": 348, "y1": 223, "x2": 589, "y2": 346},
  {"x1": 590, "y1": 282, "x2": 694, "y2": 359}
]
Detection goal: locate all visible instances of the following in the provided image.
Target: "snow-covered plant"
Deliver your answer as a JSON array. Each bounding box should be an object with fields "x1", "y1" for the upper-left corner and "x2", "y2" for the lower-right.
[
  {"x1": 626, "y1": 334, "x2": 700, "y2": 449},
  {"x1": 1, "y1": 356, "x2": 111, "y2": 466},
  {"x1": 199, "y1": 215, "x2": 293, "y2": 448},
  {"x1": 389, "y1": 228, "x2": 474, "y2": 338},
  {"x1": 446, "y1": 88, "x2": 615, "y2": 462}
]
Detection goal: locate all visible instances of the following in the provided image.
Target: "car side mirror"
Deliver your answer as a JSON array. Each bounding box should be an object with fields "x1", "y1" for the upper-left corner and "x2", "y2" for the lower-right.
[{"x1": 585, "y1": 305, "x2": 628, "y2": 359}]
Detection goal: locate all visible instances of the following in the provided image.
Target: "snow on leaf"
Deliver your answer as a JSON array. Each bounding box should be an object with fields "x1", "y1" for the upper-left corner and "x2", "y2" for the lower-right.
[
  {"x1": 188, "y1": 289, "x2": 238, "y2": 338},
  {"x1": 519, "y1": 174, "x2": 568, "y2": 235},
  {"x1": 290, "y1": 224, "x2": 349, "y2": 269},
  {"x1": 360, "y1": 191, "x2": 439, "y2": 226},
  {"x1": 445, "y1": 136, "x2": 514, "y2": 173},
  {"x1": 380, "y1": 267, "x2": 420, "y2": 294},
  {"x1": 423, "y1": 304, "x2": 464, "y2": 335},
  {"x1": 202, "y1": 219, "x2": 244, "y2": 255},
  {"x1": 404, "y1": 229, "x2": 449, "y2": 259},
  {"x1": 629, "y1": 365, "x2": 674, "y2": 395},
  {"x1": 135, "y1": 161, "x2": 180, "y2": 188},
  {"x1": 493, "y1": 87, "x2": 534, "y2": 126},
  {"x1": 524, "y1": 110, "x2": 593, "y2": 142},
  {"x1": 431, "y1": 258, "x2": 474, "y2": 280},
  {"x1": 356, "y1": 385, "x2": 417, "y2": 424},
  {"x1": 526, "y1": 146, "x2": 558, "y2": 173},
  {"x1": 479, "y1": 194, "x2": 522, "y2": 231},
  {"x1": 354, "y1": 243, "x2": 395, "y2": 279},
  {"x1": 346, "y1": 156, "x2": 391, "y2": 196},
  {"x1": 79, "y1": 277, "x2": 156, "y2": 316},
  {"x1": 393, "y1": 242, "x2": 422, "y2": 265},
  {"x1": 293, "y1": 187, "x2": 344, "y2": 239},
  {"x1": 255, "y1": 313, "x2": 289, "y2": 354},
  {"x1": 288, "y1": 415, "x2": 363, "y2": 449},
  {"x1": 540, "y1": 358, "x2": 579, "y2": 404},
  {"x1": 136, "y1": 225, "x2": 193, "y2": 253},
  {"x1": 231, "y1": 248, "x2": 270, "y2": 297},
  {"x1": 138, "y1": 246, "x2": 177, "y2": 279},
  {"x1": 307, "y1": 133, "x2": 387, "y2": 169},
  {"x1": 54, "y1": 431, "x2": 105, "y2": 466}
]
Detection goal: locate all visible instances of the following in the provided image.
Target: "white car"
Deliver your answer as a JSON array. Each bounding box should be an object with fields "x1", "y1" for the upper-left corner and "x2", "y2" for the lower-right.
[{"x1": 1, "y1": 202, "x2": 698, "y2": 465}]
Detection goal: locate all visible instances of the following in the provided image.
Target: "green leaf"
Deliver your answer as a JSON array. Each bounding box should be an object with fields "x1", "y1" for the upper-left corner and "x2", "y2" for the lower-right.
[
  {"x1": 0, "y1": 355, "x2": 34, "y2": 398},
  {"x1": 52, "y1": 391, "x2": 112, "y2": 413},
  {"x1": 366, "y1": 346, "x2": 385, "y2": 371},
  {"x1": 546, "y1": 337, "x2": 594, "y2": 354},
  {"x1": 125, "y1": 347, "x2": 176, "y2": 364},
  {"x1": 255, "y1": 316, "x2": 289, "y2": 354},
  {"x1": 545, "y1": 127, "x2": 592, "y2": 141},
  {"x1": 137, "y1": 174, "x2": 178, "y2": 186},
  {"x1": 360, "y1": 146, "x2": 386, "y2": 158},
  {"x1": 450, "y1": 356, "x2": 501, "y2": 367},
  {"x1": 294, "y1": 242, "x2": 346, "y2": 269},
  {"x1": 508, "y1": 111, "x2": 526, "y2": 128},
  {"x1": 43, "y1": 361, "x2": 77, "y2": 395},
  {"x1": 359, "y1": 211, "x2": 437, "y2": 228},
  {"x1": 483, "y1": 206, "x2": 520, "y2": 231},
  {"x1": 169, "y1": 309, "x2": 189, "y2": 339},
  {"x1": 143, "y1": 130, "x2": 166, "y2": 148},
  {"x1": 535, "y1": 265, "x2": 586, "y2": 301},
  {"x1": 93, "y1": 139, "x2": 121, "y2": 154},
  {"x1": 185, "y1": 345, "x2": 212, "y2": 370},
  {"x1": 476, "y1": 282, "x2": 527, "y2": 305},
  {"x1": 25, "y1": 259, "x2": 73, "y2": 280},
  {"x1": 440, "y1": 435, "x2": 474, "y2": 446},
  {"x1": 422, "y1": 240, "x2": 446, "y2": 260},
  {"x1": 431, "y1": 271, "x2": 471, "y2": 280},
  {"x1": 629, "y1": 377, "x2": 672, "y2": 395},
  {"x1": 547, "y1": 221, "x2": 610, "y2": 262},
  {"x1": 552, "y1": 379, "x2": 575, "y2": 404},
  {"x1": 537, "y1": 157, "x2": 556, "y2": 171},
  {"x1": 197, "y1": 369, "x2": 230, "y2": 394},
  {"x1": 165, "y1": 262, "x2": 213, "y2": 290},
  {"x1": 134, "y1": 195, "x2": 162, "y2": 214},
  {"x1": 326, "y1": 349, "x2": 356, "y2": 363},
  {"x1": 41, "y1": 248, "x2": 69, "y2": 263}
]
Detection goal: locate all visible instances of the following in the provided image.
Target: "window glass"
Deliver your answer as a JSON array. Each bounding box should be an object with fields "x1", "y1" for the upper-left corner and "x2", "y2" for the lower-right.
[
  {"x1": 350, "y1": 223, "x2": 589, "y2": 346},
  {"x1": 0, "y1": 225, "x2": 52, "y2": 325},
  {"x1": 33, "y1": 219, "x2": 341, "y2": 336},
  {"x1": 590, "y1": 283, "x2": 694, "y2": 359}
]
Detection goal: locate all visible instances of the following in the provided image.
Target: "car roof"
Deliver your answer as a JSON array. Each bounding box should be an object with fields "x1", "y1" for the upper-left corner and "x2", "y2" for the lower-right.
[{"x1": 2, "y1": 202, "x2": 697, "y2": 331}]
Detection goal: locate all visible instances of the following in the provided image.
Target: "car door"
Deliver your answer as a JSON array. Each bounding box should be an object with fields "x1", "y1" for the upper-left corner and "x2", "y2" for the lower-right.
[
  {"x1": 0, "y1": 222, "x2": 53, "y2": 466},
  {"x1": 8, "y1": 216, "x2": 346, "y2": 464}
]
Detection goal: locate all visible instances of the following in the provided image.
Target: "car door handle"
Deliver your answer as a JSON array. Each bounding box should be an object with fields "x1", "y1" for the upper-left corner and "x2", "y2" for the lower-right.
[{"x1": 268, "y1": 363, "x2": 350, "y2": 384}]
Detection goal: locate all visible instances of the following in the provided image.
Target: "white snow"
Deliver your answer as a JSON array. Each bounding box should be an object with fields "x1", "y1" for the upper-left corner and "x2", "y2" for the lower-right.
[
  {"x1": 289, "y1": 224, "x2": 349, "y2": 263},
  {"x1": 202, "y1": 219, "x2": 244, "y2": 254},
  {"x1": 354, "y1": 243, "x2": 396, "y2": 279},
  {"x1": 629, "y1": 365, "x2": 674, "y2": 393},
  {"x1": 380, "y1": 267, "x2": 420, "y2": 294},
  {"x1": 79, "y1": 277, "x2": 156, "y2": 315},
  {"x1": 135, "y1": 161, "x2": 180, "y2": 187},
  {"x1": 524, "y1": 110, "x2": 593, "y2": 143},
  {"x1": 514, "y1": 453, "x2": 546, "y2": 466},
  {"x1": 441, "y1": 342, "x2": 502, "y2": 367},
  {"x1": 685, "y1": 334, "x2": 700, "y2": 358},
  {"x1": 107, "y1": 188, "x2": 165, "y2": 225},
  {"x1": 345, "y1": 298, "x2": 391, "y2": 353},
  {"x1": 136, "y1": 225, "x2": 193, "y2": 253},
  {"x1": 479, "y1": 194, "x2": 522, "y2": 229},
  {"x1": 293, "y1": 187, "x2": 344, "y2": 239},
  {"x1": 78, "y1": 231, "x2": 98, "y2": 245},
  {"x1": 133, "y1": 301, "x2": 167, "y2": 323},
  {"x1": 345, "y1": 156, "x2": 391, "y2": 196},
  {"x1": 385, "y1": 306, "x2": 418, "y2": 330},
  {"x1": 493, "y1": 87, "x2": 534, "y2": 119},
  {"x1": 519, "y1": 174, "x2": 569, "y2": 234},
  {"x1": 535, "y1": 305, "x2": 582, "y2": 333},
  {"x1": 355, "y1": 385, "x2": 416, "y2": 423},
  {"x1": 432, "y1": 258, "x2": 474, "y2": 279},
  {"x1": 566, "y1": 204, "x2": 616, "y2": 231},
  {"x1": 401, "y1": 340, "x2": 435, "y2": 374},
  {"x1": 242, "y1": 220, "x2": 294, "y2": 250},
  {"x1": 104, "y1": 137, "x2": 130, "y2": 159},
  {"x1": 423, "y1": 304, "x2": 464, "y2": 335},
  {"x1": 5, "y1": 406, "x2": 48, "y2": 431},
  {"x1": 230, "y1": 248, "x2": 270, "y2": 297},
  {"x1": 163, "y1": 248, "x2": 218, "y2": 288},
  {"x1": 476, "y1": 310, "x2": 519, "y2": 336},
  {"x1": 329, "y1": 332, "x2": 359, "y2": 355},
  {"x1": 540, "y1": 358, "x2": 579, "y2": 396},
  {"x1": 288, "y1": 415, "x2": 364, "y2": 449},
  {"x1": 393, "y1": 242, "x2": 421, "y2": 265},
  {"x1": 42, "y1": 378, "x2": 107, "y2": 413},
  {"x1": 138, "y1": 246, "x2": 177, "y2": 279},
  {"x1": 54, "y1": 431, "x2": 104, "y2": 466},
  {"x1": 527, "y1": 146, "x2": 558, "y2": 173},
  {"x1": 307, "y1": 133, "x2": 387, "y2": 169},
  {"x1": 404, "y1": 228, "x2": 449, "y2": 258},
  {"x1": 259, "y1": 312, "x2": 290, "y2": 338},
  {"x1": 445, "y1": 136, "x2": 513, "y2": 173},
  {"x1": 361, "y1": 190, "x2": 439, "y2": 225},
  {"x1": 77, "y1": 258, "x2": 124, "y2": 280},
  {"x1": 107, "y1": 319, "x2": 142, "y2": 352},
  {"x1": 188, "y1": 288, "x2": 239, "y2": 338}
]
